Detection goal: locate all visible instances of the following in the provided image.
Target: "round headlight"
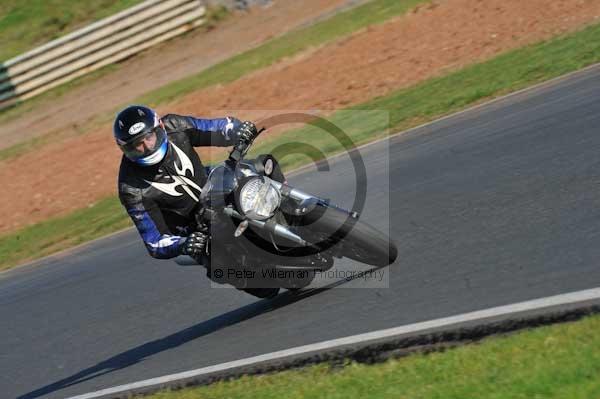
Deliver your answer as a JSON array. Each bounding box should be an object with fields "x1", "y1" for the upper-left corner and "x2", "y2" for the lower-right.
[{"x1": 239, "y1": 178, "x2": 281, "y2": 219}]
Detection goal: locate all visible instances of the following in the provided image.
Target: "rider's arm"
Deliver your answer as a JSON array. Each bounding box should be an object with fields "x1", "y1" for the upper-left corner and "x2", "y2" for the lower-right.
[
  {"x1": 162, "y1": 114, "x2": 241, "y2": 147},
  {"x1": 119, "y1": 186, "x2": 183, "y2": 259}
]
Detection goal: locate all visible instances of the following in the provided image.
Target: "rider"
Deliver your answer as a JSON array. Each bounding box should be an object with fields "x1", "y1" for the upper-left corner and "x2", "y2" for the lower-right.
[{"x1": 114, "y1": 105, "x2": 258, "y2": 262}]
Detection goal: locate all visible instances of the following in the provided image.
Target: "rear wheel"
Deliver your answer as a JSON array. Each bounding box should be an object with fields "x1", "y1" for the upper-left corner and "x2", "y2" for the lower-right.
[{"x1": 301, "y1": 205, "x2": 398, "y2": 267}]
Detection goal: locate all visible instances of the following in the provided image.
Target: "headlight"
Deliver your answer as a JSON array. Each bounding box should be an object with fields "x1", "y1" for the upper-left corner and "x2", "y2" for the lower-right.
[{"x1": 238, "y1": 178, "x2": 281, "y2": 219}]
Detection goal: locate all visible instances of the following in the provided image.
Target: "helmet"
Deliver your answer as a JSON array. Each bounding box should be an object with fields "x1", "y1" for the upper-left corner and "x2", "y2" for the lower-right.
[{"x1": 113, "y1": 105, "x2": 168, "y2": 166}]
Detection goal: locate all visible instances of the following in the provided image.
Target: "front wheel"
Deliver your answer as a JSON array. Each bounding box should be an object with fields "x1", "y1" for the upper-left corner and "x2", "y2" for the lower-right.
[
  {"x1": 242, "y1": 287, "x2": 280, "y2": 298},
  {"x1": 277, "y1": 270, "x2": 315, "y2": 291}
]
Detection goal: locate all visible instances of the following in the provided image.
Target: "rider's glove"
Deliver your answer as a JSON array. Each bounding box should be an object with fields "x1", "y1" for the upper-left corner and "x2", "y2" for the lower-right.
[
  {"x1": 179, "y1": 230, "x2": 208, "y2": 258},
  {"x1": 235, "y1": 121, "x2": 258, "y2": 143}
]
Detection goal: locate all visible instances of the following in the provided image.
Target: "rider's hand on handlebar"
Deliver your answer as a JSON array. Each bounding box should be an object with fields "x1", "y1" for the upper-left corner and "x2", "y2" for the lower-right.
[
  {"x1": 229, "y1": 121, "x2": 264, "y2": 162},
  {"x1": 235, "y1": 121, "x2": 258, "y2": 144},
  {"x1": 179, "y1": 230, "x2": 208, "y2": 258}
]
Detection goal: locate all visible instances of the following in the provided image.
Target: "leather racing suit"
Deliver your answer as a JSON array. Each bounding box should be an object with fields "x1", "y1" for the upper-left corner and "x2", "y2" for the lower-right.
[{"x1": 118, "y1": 114, "x2": 243, "y2": 259}]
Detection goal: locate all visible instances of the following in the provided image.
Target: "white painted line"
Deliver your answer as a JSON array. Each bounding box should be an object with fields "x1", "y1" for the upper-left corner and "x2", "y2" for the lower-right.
[{"x1": 68, "y1": 286, "x2": 600, "y2": 399}]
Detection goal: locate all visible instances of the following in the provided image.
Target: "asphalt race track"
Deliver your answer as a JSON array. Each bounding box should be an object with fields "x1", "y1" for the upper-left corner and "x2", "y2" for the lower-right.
[{"x1": 3, "y1": 66, "x2": 600, "y2": 398}]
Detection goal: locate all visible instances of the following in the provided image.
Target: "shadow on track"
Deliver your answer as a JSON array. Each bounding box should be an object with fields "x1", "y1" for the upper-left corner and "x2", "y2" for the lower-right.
[{"x1": 18, "y1": 271, "x2": 370, "y2": 399}]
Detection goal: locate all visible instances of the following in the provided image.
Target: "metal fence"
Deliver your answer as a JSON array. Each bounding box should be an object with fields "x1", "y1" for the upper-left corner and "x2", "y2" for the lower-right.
[{"x1": 0, "y1": 0, "x2": 206, "y2": 109}]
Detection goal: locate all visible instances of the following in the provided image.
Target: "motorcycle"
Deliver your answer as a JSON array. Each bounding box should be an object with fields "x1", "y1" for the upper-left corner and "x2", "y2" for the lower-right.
[{"x1": 190, "y1": 126, "x2": 398, "y2": 298}]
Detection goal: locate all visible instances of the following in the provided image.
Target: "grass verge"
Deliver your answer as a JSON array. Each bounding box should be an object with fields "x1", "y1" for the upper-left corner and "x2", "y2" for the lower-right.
[
  {"x1": 0, "y1": 0, "x2": 144, "y2": 63},
  {"x1": 2, "y1": 21, "x2": 600, "y2": 271},
  {"x1": 145, "y1": 314, "x2": 600, "y2": 398}
]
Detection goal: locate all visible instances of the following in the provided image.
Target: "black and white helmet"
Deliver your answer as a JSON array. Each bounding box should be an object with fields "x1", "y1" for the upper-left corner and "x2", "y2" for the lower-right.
[{"x1": 113, "y1": 105, "x2": 168, "y2": 166}]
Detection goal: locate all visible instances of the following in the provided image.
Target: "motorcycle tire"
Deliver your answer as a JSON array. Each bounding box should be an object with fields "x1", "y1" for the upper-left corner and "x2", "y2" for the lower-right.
[
  {"x1": 243, "y1": 287, "x2": 280, "y2": 298},
  {"x1": 303, "y1": 205, "x2": 398, "y2": 267}
]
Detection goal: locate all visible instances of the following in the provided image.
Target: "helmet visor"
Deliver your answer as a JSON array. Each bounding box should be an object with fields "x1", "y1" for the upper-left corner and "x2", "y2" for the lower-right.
[{"x1": 119, "y1": 127, "x2": 167, "y2": 161}]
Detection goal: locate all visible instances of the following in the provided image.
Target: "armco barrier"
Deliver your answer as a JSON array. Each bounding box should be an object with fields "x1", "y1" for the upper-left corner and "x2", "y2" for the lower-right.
[{"x1": 0, "y1": 0, "x2": 205, "y2": 109}]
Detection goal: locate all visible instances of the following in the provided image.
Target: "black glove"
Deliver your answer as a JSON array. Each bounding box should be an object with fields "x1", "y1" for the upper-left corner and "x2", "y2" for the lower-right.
[
  {"x1": 179, "y1": 230, "x2": 208, "y2": 258},
  {"x1": 235, "y1": 120, "x2": 258, "y2": 143}
]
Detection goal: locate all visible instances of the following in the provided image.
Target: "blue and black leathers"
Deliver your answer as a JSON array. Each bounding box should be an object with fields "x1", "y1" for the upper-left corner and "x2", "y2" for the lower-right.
[{"x1": 118, "y1": 114, "x2": 242, "y2": 258}]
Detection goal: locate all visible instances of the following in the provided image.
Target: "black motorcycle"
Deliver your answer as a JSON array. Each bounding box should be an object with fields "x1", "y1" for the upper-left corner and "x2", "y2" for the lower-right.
[{"x1": 191, "y1": 127, "x2": 398, "y2": 298}]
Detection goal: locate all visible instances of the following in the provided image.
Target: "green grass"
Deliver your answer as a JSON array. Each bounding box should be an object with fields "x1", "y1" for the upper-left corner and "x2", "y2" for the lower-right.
[
  {"x1": 145, "y1": 314, "x2": 600, "y2": 399},
  {"x1": 0, "y1": 0, "x2": 144, "y2": 63},
  {"x1": 3, "y1": 19, "x2": 600, "y2": 271}
]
